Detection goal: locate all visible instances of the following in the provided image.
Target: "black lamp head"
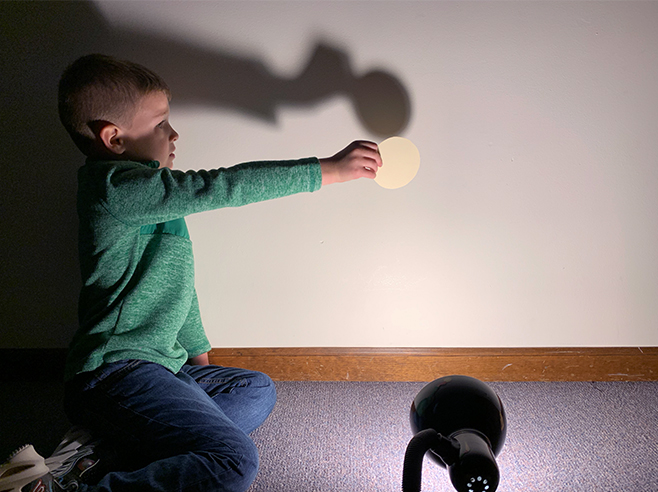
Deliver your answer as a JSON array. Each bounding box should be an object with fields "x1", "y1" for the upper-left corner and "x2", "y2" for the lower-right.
[
  {"x1": 447, "y1": 430, "x2": 500, "y2": 492},
  {"x1": 403, "y1": 375, "x2": 507, "y2": 492}
]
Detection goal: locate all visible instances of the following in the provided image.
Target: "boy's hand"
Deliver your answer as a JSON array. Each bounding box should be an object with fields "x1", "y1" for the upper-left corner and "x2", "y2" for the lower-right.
[
  {"x1": 188, "y1": 352, "x2": 210, "y2": 366},
  {"x1": 319, "y1": 140, "x2": 382, "y2": 185}
]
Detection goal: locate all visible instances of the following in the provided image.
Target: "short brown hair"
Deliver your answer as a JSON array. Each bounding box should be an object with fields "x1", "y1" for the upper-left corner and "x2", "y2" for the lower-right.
[{"x1": 58, "y1": 54, "x2": 171, "y2": 156}]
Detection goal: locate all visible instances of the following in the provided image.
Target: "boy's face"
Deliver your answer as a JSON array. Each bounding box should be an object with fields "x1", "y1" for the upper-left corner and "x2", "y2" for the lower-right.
[{"x1": 118, "y1": 91, "x2": 178, "y2": 169}]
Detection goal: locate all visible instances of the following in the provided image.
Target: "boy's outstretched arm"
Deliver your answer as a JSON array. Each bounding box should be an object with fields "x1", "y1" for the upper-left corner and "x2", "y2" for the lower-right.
[{"x1": 319, "y1": 140, "x2": 382, "y2": 185}]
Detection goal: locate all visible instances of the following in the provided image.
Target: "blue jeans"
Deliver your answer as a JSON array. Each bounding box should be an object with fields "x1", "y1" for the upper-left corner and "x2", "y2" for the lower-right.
[{"x1": 64, "y1": 360, "x2": 276, "y2": 492}]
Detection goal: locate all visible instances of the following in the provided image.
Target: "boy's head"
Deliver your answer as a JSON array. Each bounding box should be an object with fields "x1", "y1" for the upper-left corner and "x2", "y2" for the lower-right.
[{"x1": 59, "y1": 54, "x2": 178, "y2": 168}]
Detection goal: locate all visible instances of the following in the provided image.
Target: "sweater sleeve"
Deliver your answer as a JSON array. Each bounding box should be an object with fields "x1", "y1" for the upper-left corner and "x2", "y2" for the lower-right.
[{"x1": 83, "y1": 158, "x2": 322, "y2": 227}]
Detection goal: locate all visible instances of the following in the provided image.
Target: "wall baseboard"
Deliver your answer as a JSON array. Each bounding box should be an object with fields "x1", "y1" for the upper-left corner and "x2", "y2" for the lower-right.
[
  {"x1": 2, "y1": 347, "x2": 655, "y2": 382},
  {"x1": 209, "y1": 347, "x2": 658, "y2": 382}
]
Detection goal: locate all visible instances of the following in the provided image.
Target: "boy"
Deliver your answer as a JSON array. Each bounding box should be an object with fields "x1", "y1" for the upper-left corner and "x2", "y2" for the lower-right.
[{"x1": 1, "y1": 54, "x2": 381, "y2": 492}]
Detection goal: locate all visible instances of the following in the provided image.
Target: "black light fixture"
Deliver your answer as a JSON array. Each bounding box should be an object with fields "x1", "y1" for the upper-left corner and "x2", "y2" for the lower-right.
[{"x1": 402, "y1": 375, "x2": 507, "y2": 492}]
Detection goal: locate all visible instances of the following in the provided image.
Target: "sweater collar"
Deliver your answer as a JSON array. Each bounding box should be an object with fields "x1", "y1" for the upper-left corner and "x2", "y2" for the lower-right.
[{"x1": 86, "y1": 158, "x2": 160, "y2": 169}]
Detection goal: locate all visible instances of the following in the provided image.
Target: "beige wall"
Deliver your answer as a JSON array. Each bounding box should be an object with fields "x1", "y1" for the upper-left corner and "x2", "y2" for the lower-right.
[
  {"x1": 97, "y1": 0, "x2": 658, "y2": 347},
  {"x1": 3, "y1": 1, "x2": 657, "y2": 348}
]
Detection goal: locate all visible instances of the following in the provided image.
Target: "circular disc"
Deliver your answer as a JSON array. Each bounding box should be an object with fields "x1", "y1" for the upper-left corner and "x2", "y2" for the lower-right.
[{"x1": 375, "y1": 136, "x2": 420, "y2": 189}]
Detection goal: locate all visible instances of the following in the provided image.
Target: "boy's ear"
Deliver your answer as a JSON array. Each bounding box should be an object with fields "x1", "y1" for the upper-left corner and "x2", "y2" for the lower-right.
[{"x1": 97, "y1": 122, "x2": 126, "y2": 155}]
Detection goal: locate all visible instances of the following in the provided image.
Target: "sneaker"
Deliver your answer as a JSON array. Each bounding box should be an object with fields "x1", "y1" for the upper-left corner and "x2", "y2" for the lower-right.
[
  {"x1": 20, "y1": 473, "x2": 62, "y2": 492},
  {"x1": 3, "y1": 427, "x2": 103, "y2": 492},
  {"x1": 0, "y1": 445, "x2": 49, "y2": 492},
  {"x1": 46, "y1": 427, "x2": 102, "y2": 491},
  {"x1": 45, "y1": 427, "x2": 95, "y2": 477}
]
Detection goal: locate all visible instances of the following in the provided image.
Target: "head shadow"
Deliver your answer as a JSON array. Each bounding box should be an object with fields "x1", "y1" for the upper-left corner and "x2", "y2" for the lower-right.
[{"x1": 109, "y1": 28, "x2": 412, "y2": 138}]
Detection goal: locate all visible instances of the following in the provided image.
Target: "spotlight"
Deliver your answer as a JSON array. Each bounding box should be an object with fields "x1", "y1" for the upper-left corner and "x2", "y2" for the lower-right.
[{"x1": 402, "y1": 375, "x2": 507, "y2": 492}]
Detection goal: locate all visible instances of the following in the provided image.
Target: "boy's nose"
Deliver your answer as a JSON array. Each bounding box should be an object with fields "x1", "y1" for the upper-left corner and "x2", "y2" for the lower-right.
[{"x1": 170, "y1": 128, "x2": 179, "y2": 141}]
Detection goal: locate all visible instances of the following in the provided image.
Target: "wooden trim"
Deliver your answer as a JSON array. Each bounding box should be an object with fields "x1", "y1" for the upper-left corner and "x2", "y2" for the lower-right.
[
  {"x1": 1, "y1": 347, "x2": 655, "y2": 382},
  {"x1": 209, "y1": 347, "x2": 658, "y2": 382}
]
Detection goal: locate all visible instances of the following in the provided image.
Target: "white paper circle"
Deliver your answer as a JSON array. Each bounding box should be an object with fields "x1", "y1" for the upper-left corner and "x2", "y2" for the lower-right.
[{"x1": 375, "y1": 136, "x2": 420, "y2": 189}]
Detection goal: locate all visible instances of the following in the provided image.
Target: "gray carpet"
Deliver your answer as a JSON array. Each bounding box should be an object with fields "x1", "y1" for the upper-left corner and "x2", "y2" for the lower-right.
[
  {"x1": 249, "y1": 382, "x2": 658, "y2": 492},
  {"x1": 2, "y1": 380, "x2": 656, "y2": 491}
]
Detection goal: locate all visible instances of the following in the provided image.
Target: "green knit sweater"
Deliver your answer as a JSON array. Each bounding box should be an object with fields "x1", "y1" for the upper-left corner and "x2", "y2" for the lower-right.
[{"x1": 65, "y1": 157, "x2": 321, "y2": 381}]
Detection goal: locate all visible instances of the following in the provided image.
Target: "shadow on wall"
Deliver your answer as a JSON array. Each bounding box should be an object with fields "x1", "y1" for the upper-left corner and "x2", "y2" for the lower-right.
[{"x1": 0, "y1": 0, "x2": 411, "y2": 349}]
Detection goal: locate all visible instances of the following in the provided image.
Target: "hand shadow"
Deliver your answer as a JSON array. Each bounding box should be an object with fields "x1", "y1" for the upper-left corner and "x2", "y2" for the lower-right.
[{"x1": 0, "y1": 0, "x2": 411, "y2": 458}]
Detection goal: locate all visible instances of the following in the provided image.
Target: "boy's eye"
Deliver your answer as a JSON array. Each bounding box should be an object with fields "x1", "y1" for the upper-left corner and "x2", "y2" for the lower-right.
[{"x1": 157, "y1": 120, "x2": 166, "y2": 128}]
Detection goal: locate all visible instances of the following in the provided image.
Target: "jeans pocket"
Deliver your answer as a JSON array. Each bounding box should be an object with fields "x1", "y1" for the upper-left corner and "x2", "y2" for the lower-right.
[{"x1": 84, "y1": 359, "x2": 144, "y2": 392}]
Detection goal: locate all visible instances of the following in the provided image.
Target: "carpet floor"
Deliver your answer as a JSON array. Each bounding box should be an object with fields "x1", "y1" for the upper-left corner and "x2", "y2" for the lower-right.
[
  {"x1": 249, "y1": 381, "x2": 658, "y2": 492},
  {"x1": 2, "y1": 380, "x2": 656, "y2": 491}
]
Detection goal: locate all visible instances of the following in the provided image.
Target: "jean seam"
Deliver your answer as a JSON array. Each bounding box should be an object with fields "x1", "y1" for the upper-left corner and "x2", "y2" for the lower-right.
[
  {"x1": 198, "y1": 377, "x2": 248, "y2": 386},
  {"x1": 84, "y1": 359, "x2": 143, "y2": 392}
]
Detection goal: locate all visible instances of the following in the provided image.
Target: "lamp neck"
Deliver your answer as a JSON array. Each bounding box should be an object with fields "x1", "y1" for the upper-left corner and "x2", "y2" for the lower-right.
[{"x1": 402, "y1": 429, "x2": 459, "y2": 492}]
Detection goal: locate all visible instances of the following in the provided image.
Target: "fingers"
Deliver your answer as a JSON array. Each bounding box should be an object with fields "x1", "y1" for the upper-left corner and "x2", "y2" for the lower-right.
[
  {"x1": 352, "y1": 140, "x2": 378, "y2": 152},
  {"x1": 360, "y1": 166, "x2": 378, "y2": 179},
  {"x1": 320, "y1": 140, "x2": 383, "y2": 185},
  {"x1": 349, "y1": 140, "x2": 382, "y2": 176}
]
